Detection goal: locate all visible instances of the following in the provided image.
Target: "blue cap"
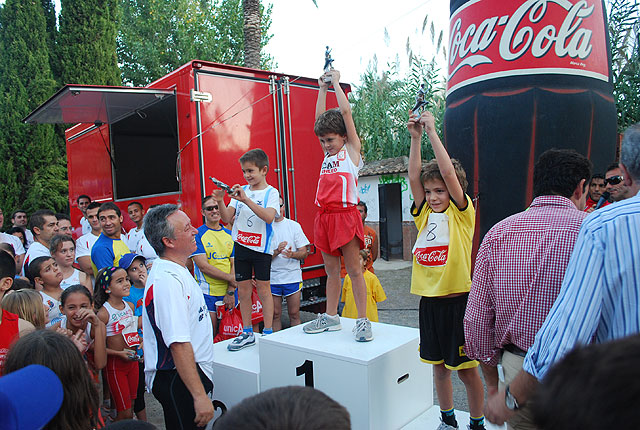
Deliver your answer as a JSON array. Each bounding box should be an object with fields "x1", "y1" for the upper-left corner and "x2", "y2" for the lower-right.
[
  {"x1": 118, "y1": 253, "x2": 146, "y2": 270},
  {"x1": 0, "y1": 364, "x2": 63, "y2": 429}
]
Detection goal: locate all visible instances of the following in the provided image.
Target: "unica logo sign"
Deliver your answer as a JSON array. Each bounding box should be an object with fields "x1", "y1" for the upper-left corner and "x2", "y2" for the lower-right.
[{"x1": 447, "y1": 0, "x2": 609, "y2": 96}]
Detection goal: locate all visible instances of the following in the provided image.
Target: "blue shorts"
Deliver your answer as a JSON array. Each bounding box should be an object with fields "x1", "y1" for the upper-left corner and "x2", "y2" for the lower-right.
[
  {"x1": 271, "y1": 282, "x2": 302, "y2": 297},
  {"x1": 203, "y1": 292, "x2": 239, "y2": 312}
]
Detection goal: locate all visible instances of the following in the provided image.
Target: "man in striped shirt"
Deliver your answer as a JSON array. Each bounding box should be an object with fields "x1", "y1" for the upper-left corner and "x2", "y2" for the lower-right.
[
  {"x1": 464, "y1": 149, "x2": 591, "y2": 430},
  {"x1": 484, "y1": 123, "x2": 640, "y2": 426}
]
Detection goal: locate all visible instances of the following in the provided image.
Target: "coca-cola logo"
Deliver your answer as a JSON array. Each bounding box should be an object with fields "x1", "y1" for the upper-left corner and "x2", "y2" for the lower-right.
[
  {"x1": 447, "y1": 0, "x2": 609, "y2": 96},
  {"x1": 414, "y1": 245, "x2": 449, "y2": 267},
  {"x1": 237, "y1": 230, "x2": 262, "y2": 247},
  {"x1": 124, "y1": 332, "x2": 141, "y2": 347}
]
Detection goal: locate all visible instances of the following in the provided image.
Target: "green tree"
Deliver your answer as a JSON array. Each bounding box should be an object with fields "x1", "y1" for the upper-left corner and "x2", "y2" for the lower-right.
[
  {"x1": 0, "y1": 0, "x2": 68, "y2": 216},
  {"x1": 608, "y1": 0, "x2": 640, "y2": 131},
  {"x1": 117, "y1": 0, "x2": 274, "y2": 86},
  {"x1": 56, "y1": 0, "x2": 122, "y2": 87},
  {"x1": 352, "y1": 57, "x2": 445, "y2": 162}
]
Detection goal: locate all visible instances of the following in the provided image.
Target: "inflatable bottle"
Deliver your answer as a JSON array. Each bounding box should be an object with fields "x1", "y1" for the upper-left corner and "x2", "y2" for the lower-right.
[{"x1": 444, "y1": 0, "x2": 617, "y2": 240}]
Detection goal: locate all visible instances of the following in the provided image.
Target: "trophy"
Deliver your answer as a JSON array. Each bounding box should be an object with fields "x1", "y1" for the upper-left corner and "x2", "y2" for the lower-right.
[
  {"x1": 411, "y1": 84, "x2": 428, "y2": 115},
  {"x1": 323, "y1": 46, "x2": 334, "y2": 83},
  {"x1": 209, "y1": 176, "x2": 234, "y2": 195}
]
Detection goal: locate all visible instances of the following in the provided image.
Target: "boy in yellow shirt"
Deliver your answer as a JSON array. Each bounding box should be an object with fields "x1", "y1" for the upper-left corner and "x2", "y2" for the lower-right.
[
  {"x1": 341, "y1": 250, "x2": 386, "y2": 322},
  {"x1": 408, "y1": 111, "x2": 485, "y2": 430}
]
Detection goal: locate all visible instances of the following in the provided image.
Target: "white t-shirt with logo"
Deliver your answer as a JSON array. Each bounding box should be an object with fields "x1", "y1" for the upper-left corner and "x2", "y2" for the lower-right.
[
  {"x1": 76, "y1": 231, "x2": 100, "y2": 259},
  {"x1": 270, "y1": 218, "x2": 310, "y2": 284},
  {"x1": 143, "y1": 258, "x2": 214, "y2": 391},
  {"x1": 229, "y1": 185, "x2": 280, "y2": 254},
  {"x1": 40, "y1": 291, "x2": 63, "y2": 328}
]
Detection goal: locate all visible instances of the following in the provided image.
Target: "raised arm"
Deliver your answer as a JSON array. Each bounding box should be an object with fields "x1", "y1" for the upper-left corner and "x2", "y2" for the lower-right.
[
  {"x1": 421, "y1": 111, "x2": 465, "y2": 208},
  {"x1": 408, "y1": 113, "x2": 426, "y2": 208},
  {"x1": 328, "y1": 70, "x2": 361, "y2": 163},
  {"x1": 315, "y1": 75, "x2": 329, "y2": 121}
]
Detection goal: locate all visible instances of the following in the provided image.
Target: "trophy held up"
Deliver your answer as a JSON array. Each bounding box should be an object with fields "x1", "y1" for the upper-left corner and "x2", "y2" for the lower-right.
[
  {"x1": 323, "y1": 46, "x2": 335, "y2": 83},
  {"x1": 411, "y1": 84, "x2": 428, "y2": 115}
]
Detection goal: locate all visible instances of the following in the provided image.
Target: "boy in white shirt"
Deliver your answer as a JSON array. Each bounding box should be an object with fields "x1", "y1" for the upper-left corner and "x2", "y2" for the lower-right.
[
  {"x1": 270, "y1": 197, "x2": 310, "y2": 331},
  {"x1": 215, "y1": 149, "x2": 280, "y2": 351}
]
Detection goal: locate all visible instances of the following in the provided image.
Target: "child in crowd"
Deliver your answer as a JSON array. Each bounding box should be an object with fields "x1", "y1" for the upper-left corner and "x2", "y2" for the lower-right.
[
  {"x1": 50, "y1": 234, "x2": 93, "y2": 292},
  {"x1": 407, "y1": 111, "x2": 485, "y2": 430},
  {"x1": 215, "y1": 148, "x2": 280, "y2": 351},
  {"x1": 3, "y1": 330, "x2": 101, "y2": 430},
  {"x1": 28, "y1": 256, "x2": 65, "y2": 327},
  {"x1": 59, "y1": 284, "x2": 107, "y2": 372},
  {"x1": 341, "y1": 250, "x2": 386, "y2": 322},
  {"x1": 119, "y1": 253, "x2": 148, "y2": 421},
  {"x1": 1, "y1": 288, "x2": 46, "y2": 329},
  {"x1": 304, "y1": 69, "x2": 372, "y2": 342},
  {"x1": 95, "y1": 267, "x2": 141, "y2": 421}
]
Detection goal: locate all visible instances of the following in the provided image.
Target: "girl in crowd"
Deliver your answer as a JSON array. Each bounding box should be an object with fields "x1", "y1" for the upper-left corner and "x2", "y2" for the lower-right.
[
  {"x1": 28, "y1": 256, "x2": 64, "y2": 327},
  {"x1": 1, "y1": 288, "x2": 47, "y2": 329},
  {"x1": 59, "y1": 284, "x2": 107, "y2": 372},
  {"x1": 50, "y1": 234, "x2": 93, "y2": 292},
  {"x1": 95, "y1": 267, "x2": 141, "y2": 422},
  {"x1": 3, "y1": 330, "x2": 101, "y2": 430}
]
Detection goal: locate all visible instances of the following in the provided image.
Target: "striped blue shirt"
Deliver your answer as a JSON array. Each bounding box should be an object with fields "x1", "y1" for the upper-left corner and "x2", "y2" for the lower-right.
[{"x1": 523, "y1": 190, "x2": 640, "y2": 380}]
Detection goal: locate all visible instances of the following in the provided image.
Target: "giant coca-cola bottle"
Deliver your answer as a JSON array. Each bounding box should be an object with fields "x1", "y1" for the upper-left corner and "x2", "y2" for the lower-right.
[{"x1": 444, "y1": 0, "x2": 617, "y2": 240}]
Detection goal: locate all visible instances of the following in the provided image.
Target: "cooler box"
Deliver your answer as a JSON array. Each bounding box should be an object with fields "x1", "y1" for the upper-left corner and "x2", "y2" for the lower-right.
[
  {"x1": 259, "y1": 319, "x2": 433, "y2": 430},
  {"x1": 212, "y1": 337, "x2": 261, "y2": 419}
]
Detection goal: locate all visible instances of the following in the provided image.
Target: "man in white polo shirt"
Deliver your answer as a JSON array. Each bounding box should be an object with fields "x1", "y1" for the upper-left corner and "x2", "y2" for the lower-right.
[{"x1": 142, "y1": 204, "x2": 214, "y2": 430}]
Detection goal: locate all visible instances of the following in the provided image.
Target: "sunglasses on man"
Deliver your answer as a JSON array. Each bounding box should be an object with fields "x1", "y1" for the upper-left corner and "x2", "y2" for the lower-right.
[
  {"x1": 204, "y1": 206, "x2": 219, "y2": 211},
  {"x1": 605, "y1": 175, "x2": 624, "y2": 185}
]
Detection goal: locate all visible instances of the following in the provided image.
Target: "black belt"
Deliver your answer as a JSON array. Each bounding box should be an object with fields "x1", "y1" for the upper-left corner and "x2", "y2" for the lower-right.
[{"x1": 503, "y1": 344, "x2": 527, "y2": 357}]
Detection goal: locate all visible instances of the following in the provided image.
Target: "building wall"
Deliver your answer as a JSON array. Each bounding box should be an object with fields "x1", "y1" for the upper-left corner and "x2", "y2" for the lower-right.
[{"x1": 359, "y1": 173, "x2": 417, "y2": 261}]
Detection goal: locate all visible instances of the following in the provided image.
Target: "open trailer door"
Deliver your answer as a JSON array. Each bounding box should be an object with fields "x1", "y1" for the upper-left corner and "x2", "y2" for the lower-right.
[{"x1": 24, "y1": 85, "x2": 181, "y2": 205}]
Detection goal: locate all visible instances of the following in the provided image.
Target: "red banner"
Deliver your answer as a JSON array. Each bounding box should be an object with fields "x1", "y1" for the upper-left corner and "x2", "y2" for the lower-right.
[{"x1": 447, "y1": 0, "x2": 609, "y2": 96}]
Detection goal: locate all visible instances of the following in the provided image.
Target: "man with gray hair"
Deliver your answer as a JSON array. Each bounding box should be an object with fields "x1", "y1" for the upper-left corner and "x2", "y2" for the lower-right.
[
  {"x1": 484, "y1": 123, "x2": 640, "y2": 426},
  {"x1": 142, "y1": 204, "x2": 214, "y2": 429}
]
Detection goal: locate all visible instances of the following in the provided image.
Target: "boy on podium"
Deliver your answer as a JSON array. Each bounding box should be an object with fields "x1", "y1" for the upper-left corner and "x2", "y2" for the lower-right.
[
  {"x1": 303, "y1": 69, "x2": 372, "y2": 342},
  {"x1": 408, "y1": 111, "x2": 485, "y2": 430}
]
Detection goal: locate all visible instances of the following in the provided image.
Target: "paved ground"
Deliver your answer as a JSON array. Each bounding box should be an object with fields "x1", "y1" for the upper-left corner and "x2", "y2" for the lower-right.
[{"x1": 143, "y1": 259, "x2": 482, "y2": 428}]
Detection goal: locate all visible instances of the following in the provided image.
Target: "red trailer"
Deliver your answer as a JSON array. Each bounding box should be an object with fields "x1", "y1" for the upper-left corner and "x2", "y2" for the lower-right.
[{"x1": 24, "y1": 60, "x2": 349, "y2": 312}]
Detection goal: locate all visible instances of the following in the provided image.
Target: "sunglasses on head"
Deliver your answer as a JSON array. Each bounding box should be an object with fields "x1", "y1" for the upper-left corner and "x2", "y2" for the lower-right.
[
  {"x1": 204, "y1": 206, "x2": 219, "y2": 211},
  {"x1": 605, "y1": 175, "x2": 624, "y2": 185}
]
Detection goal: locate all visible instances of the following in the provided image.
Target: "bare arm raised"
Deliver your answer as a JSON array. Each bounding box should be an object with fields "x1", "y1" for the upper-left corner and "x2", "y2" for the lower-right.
[
  {"x1": 420, "y1": 111, "x2": 466, "y2": 208},
  {"x1": 328, "y1": 70, "x2": 361, "y2": 165},
  {"x1": 408, "y1": 113, "x2": 426, "y2": 208}
]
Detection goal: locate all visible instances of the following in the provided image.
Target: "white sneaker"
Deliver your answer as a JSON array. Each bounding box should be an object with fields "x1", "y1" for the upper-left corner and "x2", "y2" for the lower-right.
[
  {"x1": 436, "y1": 418, "x2": 459, "y2": 429},
  {"x1": 353, "y1": 318, "x2": 373, "y2": 342},
  {"x1": 303, "y1": 313, "x2": 342, "y2": 334},
  {"x1": 227, "y1": 332, "x2": 255, "y2": 351}
]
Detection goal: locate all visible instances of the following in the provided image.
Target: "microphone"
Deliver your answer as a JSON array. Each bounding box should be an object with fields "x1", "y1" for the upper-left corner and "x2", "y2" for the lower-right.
[{"x1": 595, "y1": 191, "x2": 610, "y2": 210}]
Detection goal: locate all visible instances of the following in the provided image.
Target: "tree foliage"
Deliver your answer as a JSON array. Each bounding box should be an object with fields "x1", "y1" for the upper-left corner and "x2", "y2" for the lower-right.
[
  {"x1": 0, "y1": 0, "x2": 68, "y2": 217},
  {"x1": 608, "y1": 0, "x2": 640, "y2": 131},
  {"x1": 351, "y1": 11, "x2": 446, "y2": 163},
  {"x1": 351, "y1": 57, "x2": 445, "y2": 162},
  {"x1": 117, "y1": 0, "x2": 274, "y2": 86},
  {"x1": 56, "y1": 0, "x2": 122, "y2": 87}
]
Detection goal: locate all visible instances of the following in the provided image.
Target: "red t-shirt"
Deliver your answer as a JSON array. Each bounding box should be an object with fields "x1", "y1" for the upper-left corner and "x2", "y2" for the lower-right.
[{"x1": 0, "y1": 308, "x2": 20, "y2": 375}]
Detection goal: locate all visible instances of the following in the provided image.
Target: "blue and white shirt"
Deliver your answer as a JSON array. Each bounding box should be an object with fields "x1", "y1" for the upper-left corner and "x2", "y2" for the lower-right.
[{"x1": 523, "y1": 190, "x2": 640, "y2": 380}]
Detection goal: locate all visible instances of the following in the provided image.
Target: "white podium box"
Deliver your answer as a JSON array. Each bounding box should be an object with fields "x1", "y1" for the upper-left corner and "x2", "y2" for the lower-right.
[
  {"x1": 259, "y1": 319, "x2": 433, "y2": 430},
  {"x1": 212, "y1": 337, "x2": 261, "y2": 420}
]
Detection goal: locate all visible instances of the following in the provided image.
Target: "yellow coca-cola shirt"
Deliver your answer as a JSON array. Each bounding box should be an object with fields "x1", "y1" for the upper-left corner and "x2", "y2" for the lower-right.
[{"x1": 410, "y1": 194, "x2": 475, "y2": 297}]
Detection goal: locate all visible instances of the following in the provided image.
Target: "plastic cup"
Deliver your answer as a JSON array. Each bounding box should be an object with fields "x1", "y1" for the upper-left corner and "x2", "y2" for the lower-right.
[{"x1": 215, "y1": 300, "x2": 225, "y2": 319}]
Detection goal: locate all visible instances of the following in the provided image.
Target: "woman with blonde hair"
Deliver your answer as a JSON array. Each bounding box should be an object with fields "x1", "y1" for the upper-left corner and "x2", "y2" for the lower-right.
[{"x1": 1, "y1": 288, "x2": 47, "y2": 328}]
